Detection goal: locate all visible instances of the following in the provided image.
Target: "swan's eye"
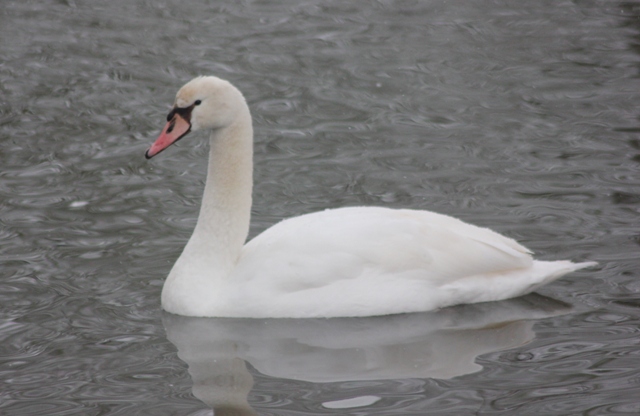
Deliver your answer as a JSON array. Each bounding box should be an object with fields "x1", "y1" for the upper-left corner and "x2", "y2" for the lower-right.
[{"x1": 194, "y1": 100, "x2": 202, "y2": 106}]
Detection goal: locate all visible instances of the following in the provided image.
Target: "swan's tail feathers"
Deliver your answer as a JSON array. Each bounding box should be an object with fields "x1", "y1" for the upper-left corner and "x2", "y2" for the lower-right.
[
  {"x1": 531, "y1": 260, "x2": 598, "y2": 289},
  {"x1": 568, "y1": 261, "x2": 598, "y2": 271},
  {"x1": 440, "y1": 260, "x2": 597, "y2": 309},
  {"x1": 547, "y1": 260, "x2": 598, "y2": 274}
]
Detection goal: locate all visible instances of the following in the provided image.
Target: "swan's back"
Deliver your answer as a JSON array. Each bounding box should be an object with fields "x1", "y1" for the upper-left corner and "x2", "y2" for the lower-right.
[{"x1": 223, "y1": 207, "x2": 590, "y2": 318}]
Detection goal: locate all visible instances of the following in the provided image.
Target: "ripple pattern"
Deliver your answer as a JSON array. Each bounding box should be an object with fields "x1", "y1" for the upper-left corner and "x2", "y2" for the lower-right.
[{"x1": 0, "y1": 0, "x2": 638, "y2": 414}]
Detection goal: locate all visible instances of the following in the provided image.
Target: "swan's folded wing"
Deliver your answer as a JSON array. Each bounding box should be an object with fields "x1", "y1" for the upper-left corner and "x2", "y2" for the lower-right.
[{"x1": 236, "y1": 207, "x2": 533, "y2": 289}]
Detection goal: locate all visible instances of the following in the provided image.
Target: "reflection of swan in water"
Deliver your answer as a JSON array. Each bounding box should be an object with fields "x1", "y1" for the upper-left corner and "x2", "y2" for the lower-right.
[{"x1": 163, "y1": 294, "x2": 571, "y2": 414}]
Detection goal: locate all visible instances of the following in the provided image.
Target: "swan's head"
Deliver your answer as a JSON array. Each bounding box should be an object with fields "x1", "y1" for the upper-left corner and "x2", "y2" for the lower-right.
[{"x1": 145, "y1": 76, "x2": 246, "y2": 159}]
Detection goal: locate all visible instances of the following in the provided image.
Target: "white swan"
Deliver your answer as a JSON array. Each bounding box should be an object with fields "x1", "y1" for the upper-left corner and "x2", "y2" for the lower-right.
[{"x1": 145, "y1": 76, "x2": 595, "y2": 318}]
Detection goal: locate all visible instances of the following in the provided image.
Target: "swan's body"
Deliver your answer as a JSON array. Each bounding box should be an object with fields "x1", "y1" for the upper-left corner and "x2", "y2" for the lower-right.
[{"x1": 145, "y1": 76, "x2": 595, "y2": 318}]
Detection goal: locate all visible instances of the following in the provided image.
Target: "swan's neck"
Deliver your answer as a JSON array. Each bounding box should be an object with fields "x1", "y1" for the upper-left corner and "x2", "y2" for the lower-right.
[
  {"x1": 191, "y1": 112, "x2": 254, "y2": 270},
  {"x1": 163, "y1": 107, "x2": 253, "y2": 314}
]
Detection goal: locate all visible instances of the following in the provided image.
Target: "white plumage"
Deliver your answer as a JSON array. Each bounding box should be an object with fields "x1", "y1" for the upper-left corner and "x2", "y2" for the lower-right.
[{"x1": 145, "y1": 76, "x2": 595, "y2": 318}]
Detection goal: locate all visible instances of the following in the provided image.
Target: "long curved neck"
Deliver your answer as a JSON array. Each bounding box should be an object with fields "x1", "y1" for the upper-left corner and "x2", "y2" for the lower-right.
[{"x1": 186, "y1": 108, "x2": 254, "y2": 272}]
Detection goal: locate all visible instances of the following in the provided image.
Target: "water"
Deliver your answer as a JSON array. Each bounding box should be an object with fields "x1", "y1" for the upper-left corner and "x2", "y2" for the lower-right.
[{"x1": 1, "y1": 0, "x2": 639, "y2": 414}]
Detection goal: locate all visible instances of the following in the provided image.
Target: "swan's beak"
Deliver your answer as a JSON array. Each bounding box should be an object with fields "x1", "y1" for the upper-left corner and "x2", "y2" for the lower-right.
[{"x1": 145, "y1": 112, "x2": 192, "y2": 159}]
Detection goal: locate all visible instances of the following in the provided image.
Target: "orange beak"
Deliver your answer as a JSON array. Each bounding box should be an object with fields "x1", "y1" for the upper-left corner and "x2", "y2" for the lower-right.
[{"x1": 145, "y1": 111, "x2": 192, "y2": 159}]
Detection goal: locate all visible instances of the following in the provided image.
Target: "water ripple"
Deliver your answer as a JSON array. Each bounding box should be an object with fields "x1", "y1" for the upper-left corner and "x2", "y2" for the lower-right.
[{"x1": 0, "y1": 0, "x2": 637, "y2": 414}]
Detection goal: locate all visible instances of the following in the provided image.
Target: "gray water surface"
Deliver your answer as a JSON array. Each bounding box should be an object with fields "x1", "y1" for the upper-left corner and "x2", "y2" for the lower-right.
[{"x1": 1, "y1": 0, "x2": 639, "y2": 415}]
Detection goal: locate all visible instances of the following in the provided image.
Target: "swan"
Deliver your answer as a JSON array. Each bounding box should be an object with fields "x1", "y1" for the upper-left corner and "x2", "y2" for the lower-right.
[{"x1": 145, "y1": 75, "x2": 595, "y2": 318}]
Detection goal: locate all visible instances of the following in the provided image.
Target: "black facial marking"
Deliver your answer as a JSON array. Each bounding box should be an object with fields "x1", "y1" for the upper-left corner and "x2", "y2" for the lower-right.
[{"x1": 166, "y1": 102, "x2": 196, "y2": 122}]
